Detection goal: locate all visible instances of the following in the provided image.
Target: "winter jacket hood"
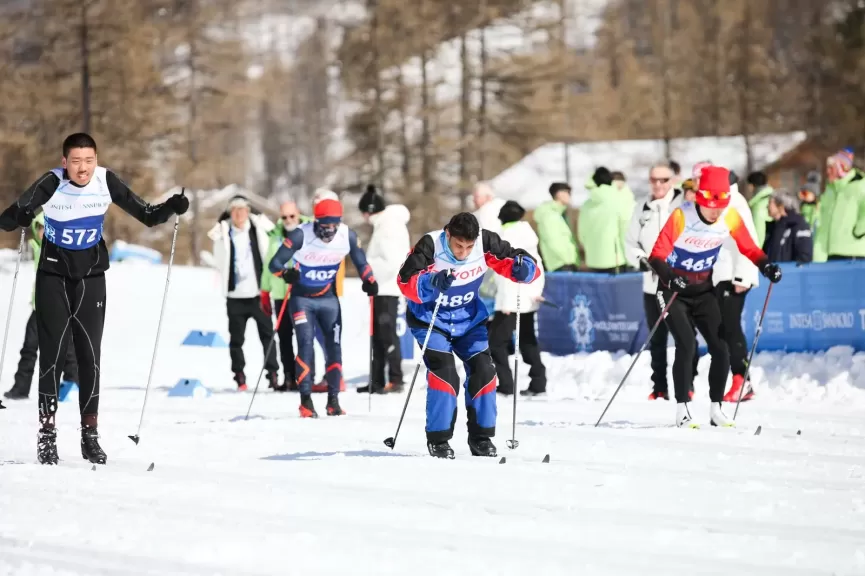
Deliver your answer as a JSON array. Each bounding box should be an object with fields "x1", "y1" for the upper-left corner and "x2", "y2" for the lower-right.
[
  {"x1": 533, "y1": 200, "x2": 579, "y2": 271},
  {"x1": 494, "y1": 221, "x2": 545, "y2": 313}
]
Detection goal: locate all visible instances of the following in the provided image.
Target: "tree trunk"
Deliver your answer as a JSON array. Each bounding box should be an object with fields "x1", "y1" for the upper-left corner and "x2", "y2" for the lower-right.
[
  {"x1": 187, "y1": 0, "x2": 200, "y2": 266},
  {"x1": 660, "y1": 0, "x2": 671, "y2": 159},
  {"x1": 459, "y1": 31, "x2": 470, "y2": 210},
  {"x1": 740, "y1": 0, "x2": 753, "y2": 176},
  {"x1": 396, "y1": 66, "x2": 410, "y2": 188},
  {"x1": 370, "y1": 0, "x2": 385, "y2": 184},
  {"x1": 561, "y1": 0, "x2": 570, "y2": 181},
  {"x1": 80, "y1": 2, "x2": 91, "y2": 134},
  {"x1": 420, "y1": 45, "x2": 431, "y2": 196},
  {"x1": 478, "y1": 13, "x2": 488, "y2": 180}
]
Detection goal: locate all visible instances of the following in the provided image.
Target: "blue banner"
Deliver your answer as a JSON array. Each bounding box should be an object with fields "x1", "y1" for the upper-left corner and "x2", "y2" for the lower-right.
[
  {"x1": 538, "y1": 261, "x2": 865, "y2": 356},
  {"x1": 538, "y1": 272, "x2": 649, "y2": 355}
]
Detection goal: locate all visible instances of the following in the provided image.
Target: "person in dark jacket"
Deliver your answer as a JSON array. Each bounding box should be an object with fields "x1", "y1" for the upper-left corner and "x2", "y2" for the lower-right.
[{"x1": 764, "y1": 193, "x2": 813, "y2": 263}]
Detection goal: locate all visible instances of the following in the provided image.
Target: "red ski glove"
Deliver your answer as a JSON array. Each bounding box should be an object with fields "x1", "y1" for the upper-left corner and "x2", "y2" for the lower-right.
[{"x1": 260, "y1": 291, "x2": 272, "y2": 316}]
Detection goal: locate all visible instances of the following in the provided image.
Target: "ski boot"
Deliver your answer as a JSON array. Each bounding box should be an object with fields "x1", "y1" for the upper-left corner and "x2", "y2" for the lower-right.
[
  {"x1": 648, "y1": 388, "x2": 669, "y2": 401},
  {"x1": 710, "y1": 402, "x2": 736, "y2": 428},
  {"x1": 723, "y1": 374, "x2": 754, "y2": 403},
  {"x1": 520, "y1": 387, "x2": 546, "y2": 397},
  {"x1": 383, "y1": 382, "x2": 403, "y2": 393},
  {"x1": 286, "y1": 377, "x2": 298, "y2": 392},
  {"x1": 37, "y1": 426, "x2": 58, "y2": 465},
  {"x1": 4, "y1": 387, "x2": 28, "y2": 400},
  {"x1": 234, "y1": 372, "x2": 247, "y2": 392},
  {"x1": 299, "y1": 394, "x2": 318, "y2": 418},
  {"x1": 356, "y1": 384, "x2": 386, "y2": 394},
  {"x1": 326, "y1": 394, "x2": 346, "y2": 416},
  {"x1": 81, "y1": 425, "x2": 107, "y2": 464},
  {"x1": 676, "y1": 402, "x2": 699, "y2": 428},
  {"x1": 0, "y1": 399, "x2": 5, "y2": 409},
  {"x1": 267, "y1": 371, "x2": 280, "y2": 391},
  {"x1": 427, "y1": 440, "x2": 455, "y2": 459},
  {"x1": 468, "y1": 436, "x2": 497, "y2": 457}
]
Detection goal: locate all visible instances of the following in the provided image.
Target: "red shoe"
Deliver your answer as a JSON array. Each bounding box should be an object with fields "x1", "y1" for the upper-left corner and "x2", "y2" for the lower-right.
[
  {"x1": 688, "y1": 390, "x2": 694, "y2": 400},
  {"x1": 234, "y1": 372, "x2": 247, "y2": 391},
  {"x1": 724, "y1": 375, "x2": 743, "y2": 402},
  {"x1": 648, "y1": 390, "x2": 669, "y2": 400},
  {"x1": 298, "y1": 395, "x2": 318, "y2": 418}
]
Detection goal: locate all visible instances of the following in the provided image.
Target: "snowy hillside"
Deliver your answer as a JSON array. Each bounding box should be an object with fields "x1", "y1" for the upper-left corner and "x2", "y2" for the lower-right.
[{"x1": 1, "y1": 263, "x2": 864, "y2": 575}]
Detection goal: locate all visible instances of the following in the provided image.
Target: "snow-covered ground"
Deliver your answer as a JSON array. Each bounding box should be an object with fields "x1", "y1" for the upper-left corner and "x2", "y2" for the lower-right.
[{"x1": 1, "y1": 263, "x2": 864, "y2": 575}]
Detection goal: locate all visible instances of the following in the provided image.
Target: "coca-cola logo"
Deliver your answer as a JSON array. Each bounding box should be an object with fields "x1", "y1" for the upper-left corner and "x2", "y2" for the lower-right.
[
  {"x1": 299, "y1": 251, "x2": 343, "y2": 265},
  {"x1": 681, "y1": 235, "x2": 723, "y2": 249}
]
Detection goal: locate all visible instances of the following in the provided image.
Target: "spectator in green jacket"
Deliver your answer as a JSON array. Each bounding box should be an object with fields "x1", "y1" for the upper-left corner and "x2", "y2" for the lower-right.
[
  {"x1": 611, "y1": 171, "x2": 636, "y2": 268},
  {"x1": 813, "y1": 148, "x2": 865, "y2": 262},
  {"x1": 578, "y1": 167, "x2": 628, "y2": 273},
  {"x1": 260, "y1": 200, "x2": 311, "y2": 391},
  {"x1": 747, "y1": 171, "x2": 774, "y2": 247},
  {"x1": 4, "y1": 212, "x2": 78, "y2": 400},
  {"x1": 798, "y1": 171, "x2": 821, "y2": 230},
  {"x1": 534, "y1": 182, "x2": 579, "y2": 272}
]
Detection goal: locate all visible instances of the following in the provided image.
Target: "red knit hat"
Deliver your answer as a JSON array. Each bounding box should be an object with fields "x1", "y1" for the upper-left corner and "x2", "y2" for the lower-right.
[
  {"x1": 313, "y1": 198, "x2": 343, "y2": 224},
  {"x1": 696, "y1": 166, "x2": 731, "y2": 209}
]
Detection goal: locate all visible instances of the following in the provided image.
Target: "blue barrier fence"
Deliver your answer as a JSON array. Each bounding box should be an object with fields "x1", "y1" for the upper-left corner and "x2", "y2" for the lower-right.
[{"x1": 538, "y1": 261, "x2": 865, "y2": 355}]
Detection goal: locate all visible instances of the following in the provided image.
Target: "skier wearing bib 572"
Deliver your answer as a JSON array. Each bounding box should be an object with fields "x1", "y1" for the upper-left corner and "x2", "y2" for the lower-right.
[
  {"x1": 269, "y1": 198, "x2": 378, "y2": 418},
  {"x1": 397, "y1": 212, "x2": 540, "y2": 459},
  {"x1": 0, "y1": 133, "x2": 189, "y2": 465},
  {"x1": 649, "y1": 165, "x2": 781, "y2": 429}
]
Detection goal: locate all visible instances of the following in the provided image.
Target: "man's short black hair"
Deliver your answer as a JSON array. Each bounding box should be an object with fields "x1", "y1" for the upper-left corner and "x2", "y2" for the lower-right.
[
  {"x1": 747, "y1": 171, "x2": 768, "y2": 188},
  {"x1": 549, "y1": 182, "x2": 571, "y2": 197},
  {"x1": 63, "y1": 133, "x2": 98, "y2": 158},
  {"x1": 668, "y1": 160, "x2": 681, "y2": 175},
  {"x1": 445, "y1": 212, "x2": 480, "y2": 240}
]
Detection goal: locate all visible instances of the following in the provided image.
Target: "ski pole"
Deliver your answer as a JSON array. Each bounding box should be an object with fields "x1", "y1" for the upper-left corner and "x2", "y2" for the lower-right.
[
  {"x1": 245, "y1": 293, "x2": 291, "y2": 421},
  {"x1": 0, "y1": 228, "x2": 25, "y2": 406},
  {"x1": 129, "y1": 190, "x2": 183, "y2": 445},
  {"x1": 733, "y1": 283, "x2": 773, "y2": 420},
  {"x1": 506, "y1": 284, "x2": 521, "y2": 449},
  {"x1": 595, "y1": 291, "x2": 678, "y2": 427},
  {"x1": 384, "y1": 297, "x2": 444, "y2": 450},
  {"x1": 368, "y1": 296, "x2": 374, "y2": 412}
]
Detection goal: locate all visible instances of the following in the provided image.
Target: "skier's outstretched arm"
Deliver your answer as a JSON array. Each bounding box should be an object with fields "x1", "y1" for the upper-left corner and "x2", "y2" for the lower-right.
[
  {"x1": 347, "y1": 229, "x2": 375, "y2": 284},
  {"x1": 724, "y1": 208, "x2": 769, "y2": 268},
  {"x1": 108, "y1": 171, "x2": 187, "y2": 227},
  {"x1": 268, "y1": 228, "x2": 305, "y2": 275},
  {"x1": 0, "y1": 172, "x2": 59, "y2": 231},
  {"x1": 481, "y1": 229, "x2": 540, "y2": 283},
  {"x1": 397, "y1": 235, "x2": 438, "y2": 304}
]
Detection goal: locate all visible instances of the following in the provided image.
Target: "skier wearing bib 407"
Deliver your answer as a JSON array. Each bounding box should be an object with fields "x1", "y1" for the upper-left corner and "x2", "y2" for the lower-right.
[
  {"x1": 398, "y1": 212, "x2": 540, "y2": 459},
  {"x1": 269, "y1": 198, "x2": 377, "y2": 418},
  {"x1": 0, "y1": 133, "x2": 188, "y2": 465},
  {"x1": 649, "y1": 166, "x2": 781, "y2": 429}
]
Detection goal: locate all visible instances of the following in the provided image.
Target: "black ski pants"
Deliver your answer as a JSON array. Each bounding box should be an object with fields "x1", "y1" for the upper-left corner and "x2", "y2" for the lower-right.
[
  {"x1": 371, "y1": 296, "x2": 403, "y2": 390},
  {"x1": 643, "y1": 292, "x2": 698, "y2": 393},
  {"x1": 10, "y1": 310, "x2": 78, "y2": 395},
  {"x1": 488, "y1": 311, "x2": 546, "y2": 393},
  {"x1": 227, "y1": 297, "x2": 279, "y2": 375},
  {"x1": 273, "y1": 299, "x2": 296, "y2": 384},
  {"x1": 35, "y1": 271, "x2": 105, "y2": 424},
  {"x1": 660, "y1": 287, "x2": 729, "y2": 403},
  {"x1": 715, "y1": 281, "x2": 749, "y2": 377}
]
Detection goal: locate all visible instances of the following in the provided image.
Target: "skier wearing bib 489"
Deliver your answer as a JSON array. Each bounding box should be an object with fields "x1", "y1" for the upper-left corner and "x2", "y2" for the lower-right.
[
  {"x1": 649, "y1": 166, "x2": 781, "y2": 429},
  {"x1": 0, "y1": 133, "x2": 189, "y2": 465},
  {"x1": 397, "y1": 212, "x2": 540, "y2": 459},
  {"x1": 269, "y1": 198, "x2": 377, "y2": 418}
]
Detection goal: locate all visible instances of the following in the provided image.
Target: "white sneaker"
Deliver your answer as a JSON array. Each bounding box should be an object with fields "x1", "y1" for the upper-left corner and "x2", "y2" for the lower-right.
[
  {"x1": 710, "y1": 402, "x2": 736, "y2": 427},
  {"x1": 676, "y1": 402, "x2": 699, "y2": 428}
]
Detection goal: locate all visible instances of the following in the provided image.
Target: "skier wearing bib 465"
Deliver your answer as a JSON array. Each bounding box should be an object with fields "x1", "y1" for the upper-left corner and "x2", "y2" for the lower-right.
[
  {"x1": 649, "y1": 166, "x2": 781, "y2": 429},
  {"x1": 398, "y1": 212, "x2": 540, "y2": 459},
  {"x1": 269, "y1": 198, "x2": 377, "y2": 418},
  {"x1": 0, "y1": 133, "x2": 188, "y2": 465}
]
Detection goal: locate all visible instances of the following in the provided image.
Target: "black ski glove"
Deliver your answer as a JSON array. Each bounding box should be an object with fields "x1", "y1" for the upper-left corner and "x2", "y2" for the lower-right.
[
  {"x1": 282, "y1": 268, "x2": 300, "y2": 285},
  {"x1": 430, "y1": 269, "x2": 455, "y2": 292},
  {"x1": 669, "y1": 274, "x2": 689, "y2": 293},
  {"x1": 362, "y1": 278, "x2": 378, "y2": 296},
  {"x1": 760, "y1": 262, "x2": 782, "y2": 283},
  {"x1": 165, "y1": 193, "x2": 189, "y2": 215},
  {"x1": 15, "y1": 207, "x2": 34, "y2": 228}
]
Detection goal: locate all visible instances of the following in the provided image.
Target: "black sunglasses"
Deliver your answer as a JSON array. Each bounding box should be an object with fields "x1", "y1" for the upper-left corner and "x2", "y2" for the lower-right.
[{"x1": 649, "y1": 177, "x2": 671, "y2": 184}]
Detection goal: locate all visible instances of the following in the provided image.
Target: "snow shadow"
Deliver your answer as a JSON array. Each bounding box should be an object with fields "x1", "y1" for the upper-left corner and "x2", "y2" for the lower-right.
[{"x1": 262, "y1": 450, "x2": 414, "y2": 461}]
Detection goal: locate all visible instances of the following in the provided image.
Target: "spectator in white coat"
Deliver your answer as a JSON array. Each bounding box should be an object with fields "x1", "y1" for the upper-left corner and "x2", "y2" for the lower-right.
[
  {"x1": 625, "y1": 162, "x2": 691, "y2": 400},
  {"x1": 489, "y1": 201, "x2": 547, "y2": 396},
  {"x1": 473, "y1": 182, "x2": 506, "y2": 304},
  {"x1": 355, "y1": 185, "x2": 411, "y2": 394},
  {"x1": 208, "y1": 195, "x2": 279, "y2": 390},
  {"x1": 672, "y1": 165, "x2": 761, "y2": 403}
]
